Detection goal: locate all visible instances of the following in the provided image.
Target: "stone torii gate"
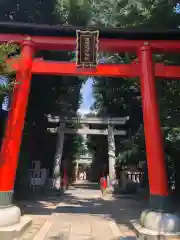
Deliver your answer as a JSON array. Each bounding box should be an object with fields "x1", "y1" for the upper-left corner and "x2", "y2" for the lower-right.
[{"x1": 47, "y1": 116, "x2": 128, "y2": 191}]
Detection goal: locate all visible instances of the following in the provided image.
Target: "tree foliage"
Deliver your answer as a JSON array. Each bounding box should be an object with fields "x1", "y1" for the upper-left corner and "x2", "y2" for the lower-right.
[
  {"x1": 0, "y1": 42, "x2": 19, "y2": 103},
  {"x1": 0, "y1": 0, "x2": 90, "y2": 193},
  {"x1": 85, "y1": 0, "x2": 180, "y2": 188},
  {"x1": 1, "y1": 0, "x2": 180, "y2": 192}
]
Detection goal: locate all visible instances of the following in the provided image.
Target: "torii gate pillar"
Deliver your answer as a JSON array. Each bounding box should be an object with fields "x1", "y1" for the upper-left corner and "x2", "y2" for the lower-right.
[
  {"x1": 107, "y1": 124, "x2": 116, "y2": 191},
  {"x1": 138, "y1": 44, "x2": 180, "y2": 234},
  {"x1": 0, "y1": 40, "x2": 33, "y2": 227}
]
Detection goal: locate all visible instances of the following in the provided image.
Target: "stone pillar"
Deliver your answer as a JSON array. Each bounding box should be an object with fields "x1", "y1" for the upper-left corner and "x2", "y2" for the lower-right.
[
  {"x1": 76, "y1": 161, "x2": 79, "y2": 180},
  {"x1": 0, "y1": 39, "x2": 34, "y2": 227},
  {"x1": 53, "y1": 122, "x2": 65, "y2": 190},
  {"x1": 136, "y1": 44, "x2": 180, "y2": 238},
  {"x1": 108, "y1": 124, "x2": 116, "y2": 191}
]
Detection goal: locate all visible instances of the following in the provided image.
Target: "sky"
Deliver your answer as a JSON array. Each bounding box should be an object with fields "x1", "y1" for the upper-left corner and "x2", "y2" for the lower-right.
[
  {"x1": 0, "y1": 74, "x2": 94, "y2": 115},
  {"x1": 78, "y1": 77, "x2": 94, "y2": 115},
  {"x1": 176, "y1": 3, "x2": 180, "y2": 13}
]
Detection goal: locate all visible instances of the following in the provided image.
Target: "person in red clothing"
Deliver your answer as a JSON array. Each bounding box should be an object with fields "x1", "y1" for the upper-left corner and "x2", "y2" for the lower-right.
[{"x1": 100, "y1": 175, "x2": 107, "y2": 196}]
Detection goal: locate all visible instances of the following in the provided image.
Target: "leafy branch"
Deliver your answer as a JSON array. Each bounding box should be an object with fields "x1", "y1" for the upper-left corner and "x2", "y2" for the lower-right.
[{"x1": 0, "y1": 42, "x2": 20, "y2": 99}]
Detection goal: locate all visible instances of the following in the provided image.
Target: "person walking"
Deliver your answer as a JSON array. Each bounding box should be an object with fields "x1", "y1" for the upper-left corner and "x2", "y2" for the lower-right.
[{"x1": 100, "y1": 174, "x2": 107, "y2": 196}]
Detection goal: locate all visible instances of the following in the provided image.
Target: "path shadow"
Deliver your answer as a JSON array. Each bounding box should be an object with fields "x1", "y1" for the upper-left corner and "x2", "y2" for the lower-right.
[
  {"x1": 14, "y1": 182, "x2": 147, "y2": 235},
  {"x1": 54, "y1": 183, "x2": 148, "y2": 233},
  {"x1": 18, "y1": 182, "x2": 180, "y2": 239},
  {"x1": 14, "y1": 191, "x2": 62, "y2": 216}
]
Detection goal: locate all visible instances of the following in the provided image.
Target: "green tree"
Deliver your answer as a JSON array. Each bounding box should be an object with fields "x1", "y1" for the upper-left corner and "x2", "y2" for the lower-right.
[
  {"x1": 0, "y1": 0, "x2": 90, "y2": 195},
  {"x1": 86, "y1": 0, "x2": 180, "y2": 188}
]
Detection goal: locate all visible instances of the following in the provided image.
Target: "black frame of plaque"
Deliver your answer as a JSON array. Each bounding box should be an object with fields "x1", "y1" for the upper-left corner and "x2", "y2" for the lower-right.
[{"x1": 76, "y1": 30, "x2": 99, "y2": 68}]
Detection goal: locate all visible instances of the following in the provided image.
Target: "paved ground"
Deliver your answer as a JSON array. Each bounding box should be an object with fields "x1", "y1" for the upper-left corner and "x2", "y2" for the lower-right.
[
  {"x1": 44, "y1": 181, "x2": 121, "y2": 240},
  {"x1": 19, "y1": 181, "x2": 144, "y2": 240},
  {"x1": 17, "y1": 195, "x2": 61, "y2": 239}
]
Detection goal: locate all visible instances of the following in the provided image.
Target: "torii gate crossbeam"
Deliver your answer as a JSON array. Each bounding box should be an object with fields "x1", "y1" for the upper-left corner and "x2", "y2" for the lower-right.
[
  {"x1": 10, "y1": 59, "x2": 180, "y2": 79},
  {"x1": 48, "y1": 127, "x2": 127, "y2": 135},
  {"x1": 47, "y1": 116, "x2": 129, "y2": 125}
]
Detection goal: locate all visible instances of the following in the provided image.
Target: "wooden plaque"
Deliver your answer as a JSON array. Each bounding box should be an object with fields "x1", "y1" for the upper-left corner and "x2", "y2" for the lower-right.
[{"x1": 76, "y1": 30, "x2": 99, "y2": 68}]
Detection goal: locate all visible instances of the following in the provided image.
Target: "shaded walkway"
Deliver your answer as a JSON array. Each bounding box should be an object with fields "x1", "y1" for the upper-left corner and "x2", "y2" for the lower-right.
[{"x1": 44, "y1": 181, "x2": 144, "y2": 239}]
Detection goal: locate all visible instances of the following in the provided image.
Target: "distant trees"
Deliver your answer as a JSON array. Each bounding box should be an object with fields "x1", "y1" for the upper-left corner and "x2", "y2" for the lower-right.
[
  {"x1": 0, "y1": 0, "x2": 90, "y2": 194},
  {"x1": 86, "y1": 0, "x2": 180, "y2": 192}
]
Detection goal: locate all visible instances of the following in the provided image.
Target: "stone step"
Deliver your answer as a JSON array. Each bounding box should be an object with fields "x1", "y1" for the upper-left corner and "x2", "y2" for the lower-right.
[
  {"x1": 18, "y1": 217, "x2": 47, "y2": 240},
  {"x1": 0, "y1": 216, "x2": 32, "y2": 240}
]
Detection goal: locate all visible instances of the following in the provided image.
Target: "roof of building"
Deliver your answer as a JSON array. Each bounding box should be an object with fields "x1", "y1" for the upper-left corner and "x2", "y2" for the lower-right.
[{"x1": 0, "y1": 21, "x2": 180, "y2": 40}]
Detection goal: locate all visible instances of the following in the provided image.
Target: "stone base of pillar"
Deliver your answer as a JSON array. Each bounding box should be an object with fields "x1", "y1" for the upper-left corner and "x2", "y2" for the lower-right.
[
  {"x1": 0, "y1": 205, "x2": 21, "y2": 227},
  {"x1": 131, "y1": 210, "x2": 180, "y2": 240},
  {"x1": 0, "y1": 191, "x2": 22, "y2": 227},
  {"x1": 0, "y1": 191, "x2": 32, "y2": 239},
  {"x1": 0, "y1": 214, "x2": 32, "y2": 240}
]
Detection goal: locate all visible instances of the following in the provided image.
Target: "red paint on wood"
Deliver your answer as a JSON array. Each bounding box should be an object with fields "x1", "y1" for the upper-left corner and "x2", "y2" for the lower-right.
[
  {"x1": 8, "y1": 59, "x2": 180, "y2": 79},
  {"x1": 0, "y1": 41, "x2": 34, "y2": 191},
  {"x1": 138, "y1": 45, "x2": 169, "y2": 197},
  {"x1": 0, "y1": 34, "x2": 180, "y2": 52}
]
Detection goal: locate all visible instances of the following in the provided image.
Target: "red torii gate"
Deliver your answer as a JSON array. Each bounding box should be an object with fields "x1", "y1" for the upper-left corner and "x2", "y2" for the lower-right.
[{"x1": 0, "y1": 22, "x2": 180, "y2": 236}]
